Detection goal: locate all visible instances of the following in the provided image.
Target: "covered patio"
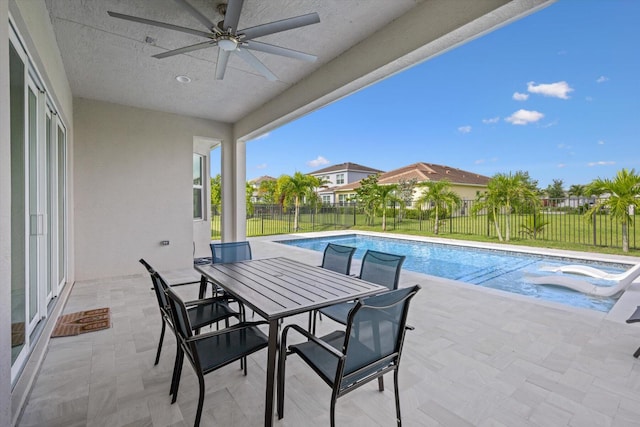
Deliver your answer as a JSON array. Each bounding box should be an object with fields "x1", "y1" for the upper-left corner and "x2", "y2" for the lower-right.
[
  {"x1": 5, "y1": 0, "x2": 615, "y2": 424},
  {"x1": 17, "y1": 234, "x2": 640, "y2": 426}
]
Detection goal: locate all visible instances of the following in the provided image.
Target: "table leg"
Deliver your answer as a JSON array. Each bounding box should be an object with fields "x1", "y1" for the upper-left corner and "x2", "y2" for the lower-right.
[{"x1": 264, "y1": 319, "x2": 279, "y2": 427}]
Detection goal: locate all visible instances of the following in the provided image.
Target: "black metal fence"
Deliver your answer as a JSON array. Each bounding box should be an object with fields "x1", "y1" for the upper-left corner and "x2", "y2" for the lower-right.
[{"x1": 212, "y1": 198, "x2": 639, "y2": 251}]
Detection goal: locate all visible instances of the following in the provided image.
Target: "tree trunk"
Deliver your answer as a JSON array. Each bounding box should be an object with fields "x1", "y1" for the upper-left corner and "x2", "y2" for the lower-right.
[
  {"x1": 505, "y1": 202, "x2": 511, "y2": 242},
  {"x1": 493, "y1": 206, "x2": 503, "y2": 241},
  {"x1": 294, "y1": 197, "x2": 300, "y2": 231},
  {"x1": 382, "y1": 208, "x2": 386, "y2": 231},
  {"x1": 623, "y1": 221, "x2": 629, "y2": 252},
  {"x1": 434, "y1": 205, "x2": 439, "y2": 235}
]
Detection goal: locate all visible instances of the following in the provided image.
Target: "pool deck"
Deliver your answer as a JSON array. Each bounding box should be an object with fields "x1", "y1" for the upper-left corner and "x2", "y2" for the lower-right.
[{"x1": 18, "y1": 231, "x2": 640, "y2": 426}]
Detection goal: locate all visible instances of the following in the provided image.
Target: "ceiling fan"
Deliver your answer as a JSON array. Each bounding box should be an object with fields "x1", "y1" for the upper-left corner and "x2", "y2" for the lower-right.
[{"x1": 107, "y1": 0, "x2": 320, "y2": 81}]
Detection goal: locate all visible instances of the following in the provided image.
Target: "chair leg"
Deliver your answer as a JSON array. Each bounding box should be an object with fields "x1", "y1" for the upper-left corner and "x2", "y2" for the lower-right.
[
  {"x1": 330, "y1": 391, "x2": 338, "y2": 427},
  {"x1": 170, "y1": 345, "x2": 181, "y2": 396},
  {"x1": 634, "y1": 346, "x2": 640, "y2": 358},
  {"x1": 154, "y1": 320, "x2": 166, "y2": 366},
  {"x1": 394, "y1": 369, "x2": 402, "y2": 427},
  {"x1": 194, "y1": 373, "x2": 206, "y2": 427},
  {"x1": 171, "y1": 351, "x2": 184, "y2": 404},
  {"x1": 378, "y1": 375, "x2": 385, "y2": 392},
  {"x1": 277, "y1": 334, "x2": 288, "y2": 419}
]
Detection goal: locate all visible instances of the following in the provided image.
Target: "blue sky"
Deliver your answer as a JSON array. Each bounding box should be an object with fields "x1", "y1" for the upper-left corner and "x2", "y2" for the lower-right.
[{"x1": 214, "y1": 0, "x2": 640, "y2": 189}]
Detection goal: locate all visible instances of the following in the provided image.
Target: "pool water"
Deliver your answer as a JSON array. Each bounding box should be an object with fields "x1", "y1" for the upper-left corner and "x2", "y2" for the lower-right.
[{"x1": 278, "y1": 234, "x2": 628, "y2": 312}]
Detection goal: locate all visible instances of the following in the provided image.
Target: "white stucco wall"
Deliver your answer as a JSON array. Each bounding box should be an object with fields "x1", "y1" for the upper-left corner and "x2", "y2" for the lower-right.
[{"x1": 73, "y1": 98, "x2": 232, "y2": 280}]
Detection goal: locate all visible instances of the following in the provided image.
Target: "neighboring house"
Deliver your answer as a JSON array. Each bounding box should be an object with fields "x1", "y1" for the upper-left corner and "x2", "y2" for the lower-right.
[
  {"x1": 334, "y1": 162, "x2": 491, "y2": 206},
  {"x1": 309, "y1": 162, "x2": 383, "y2": 204},
  {"x1": 248, "y1": 175, "x2": 277, "y2": 203}
]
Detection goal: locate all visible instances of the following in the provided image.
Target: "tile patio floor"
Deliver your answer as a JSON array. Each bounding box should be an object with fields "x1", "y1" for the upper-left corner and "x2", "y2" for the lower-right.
[{"x1": 17, "y1": 234, "x2": 640, "y2": 426}]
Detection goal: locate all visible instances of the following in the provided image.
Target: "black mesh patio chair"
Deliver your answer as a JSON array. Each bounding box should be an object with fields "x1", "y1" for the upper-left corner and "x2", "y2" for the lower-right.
[
  {"x1": 310, "y1": 243, "x2": 358, "y2": 330},
  {"x1": 278, "y1": 285, "x2": 421, "y2": 427},
  {"x1": 199, "y1": 241, "x2": 253, "y2": 298},
  {"x1": 139, "y1": 259, "x2": 241, "y2": 366},
  {"x1": 315, "y1": 250, "x2": 406, "y2": 332},
  {"x1": 626, "y1": 306, "x2": 640, "y2": 358},
  {"x1": 164, "y1": 285, "x2": 269, "y2": 427},
  {"x1": 321, "y1": 243, "x2": 357, "y2": 275}
]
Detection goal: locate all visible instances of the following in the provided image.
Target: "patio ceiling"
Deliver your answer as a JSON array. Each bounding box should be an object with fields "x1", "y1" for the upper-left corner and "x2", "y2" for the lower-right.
[{"x1": 43, "y1": 0, "x2": 554, "y2": 140}]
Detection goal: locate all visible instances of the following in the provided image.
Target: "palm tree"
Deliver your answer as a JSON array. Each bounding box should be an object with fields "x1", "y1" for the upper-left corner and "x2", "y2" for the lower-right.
[
  {"x1": 276, "y1": 172, "x2": 317, "y2": 231},
  {"x1": 472, "y1": 172, "x2": 539, "y2": 241},
  {"x1": 416, "y1": 180, "x2": 461, "y2": 235},
  {"x1": 375, "y1": 184, "x2": 398, "y2": 231},
  {"x1": 584, "y1": 168, "x2": 640, "y2": 252}
]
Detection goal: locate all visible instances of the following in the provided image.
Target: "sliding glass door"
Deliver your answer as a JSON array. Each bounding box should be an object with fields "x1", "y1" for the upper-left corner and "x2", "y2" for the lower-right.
[{"x1": 10, "y1": 27, "x2": 68, "y2": 381}]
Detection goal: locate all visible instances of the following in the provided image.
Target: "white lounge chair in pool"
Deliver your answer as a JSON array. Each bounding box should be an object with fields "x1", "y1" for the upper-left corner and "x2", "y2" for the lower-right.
[{"x1": 528, "y1": 262, "x2": 640, "y2": 297}]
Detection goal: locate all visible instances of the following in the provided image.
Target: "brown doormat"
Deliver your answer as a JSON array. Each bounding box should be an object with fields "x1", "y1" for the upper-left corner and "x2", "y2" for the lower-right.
[
  {"x1": 12, "y1": 322, "x2": 25, "y2": 348},
  {"x1": 52, "y1": 307, "x2": 111, "y2": 338}
]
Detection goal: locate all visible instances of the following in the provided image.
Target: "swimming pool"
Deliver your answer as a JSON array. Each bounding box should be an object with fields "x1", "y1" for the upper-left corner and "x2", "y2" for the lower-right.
[{"x1": 278, "y1": 234, "x2": 629, "y2": 312}]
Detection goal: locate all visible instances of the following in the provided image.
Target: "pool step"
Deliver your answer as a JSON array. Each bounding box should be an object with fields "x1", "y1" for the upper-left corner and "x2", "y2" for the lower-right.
[{"x1": 457, "y1": 259, "x2": 536, "y2": 284}]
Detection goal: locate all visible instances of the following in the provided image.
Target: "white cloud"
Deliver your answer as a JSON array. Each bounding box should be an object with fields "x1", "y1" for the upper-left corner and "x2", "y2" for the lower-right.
[
  {"x1": 482, "y1": 116, "x2": 500, "y2": 124},
  {"x1": 513, "y1": 92, "x2": 529, "y2": 101},
  {"x1": 505, "y1": 109, "x2": 544, "y2": 125},
  {"x1": 585, "y1": 96, "x2": 594, "y2": 102},
  {"x1": 474, "y1": 159, "x2": 485, "y2": 164},
  {"x1": 597, "y1": 140, "x2": 605, "y2": 145},
  {"x1": 557, "y1": 163, "x2": 566, "y2": 168},
  {"x1": 307, "y1": 156, "x2": 330, "y2": 168},
  {"x1": 596, "y1": 76, "x2": 609, "y2": 83},
  {"x1": 256, "y1": 163, "x2": 267, "y2": 169},
  {"x1": 458, "y1": 125, "x2": 472, "y2": 134},
  {"x1": 527, "y1": 81, "x2": 574, "y2": 99},
  {"x1": 557, "y1": 143, "x2": 572, "y2": 150},
  {"x1": 587, "y1": 161, "x2": 616, "y2": 167}
]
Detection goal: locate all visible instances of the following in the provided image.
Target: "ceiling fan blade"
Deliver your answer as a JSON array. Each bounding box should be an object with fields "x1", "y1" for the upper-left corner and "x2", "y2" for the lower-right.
[
  {"x1": 245, "y1": 41, "x2": 317, "y2": 62},
  {"x1": 215, "y1": 50, "x2": 231, "y2": 80},
  {"x1": 153, "y1": 40, "x2": 217, "y2": 59},
  {"x1": 173, "y1": 0, "x2": 221, "y2": 34},
  {"x1": 107, "y1": 11, "x2": 213, "y2": 39},
  {"x1": 222, "y1": 0, "x2": 244, "y2": 32},
  {"x1": 240, "y1": 13, "x2": 320, "y2": 41},
  {"x1": 234, "y1": 48, "x2": 277, "y2": 81}
]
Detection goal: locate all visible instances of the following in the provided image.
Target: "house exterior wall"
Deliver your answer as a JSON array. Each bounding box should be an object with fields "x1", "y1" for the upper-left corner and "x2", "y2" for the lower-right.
[{"x1": 73, "y1": 98, "x2": 232, "y2": 280}]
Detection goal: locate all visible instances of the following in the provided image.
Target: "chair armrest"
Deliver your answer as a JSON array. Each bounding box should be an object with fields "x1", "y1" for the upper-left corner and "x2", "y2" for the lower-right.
[
  {"x1": 169, "y1": 279, "x2": 201, "y2": 287},
  {"x1": 185, "y1": 321, "x2": 268, "y2": 343},
  {"x1": 183, "y1": 296, "x2": 235, "y2": 307},
  {"x1": 405, "y1": 325, "x2": 415, "y2": 331},
  {"x1": 281, "y1": 324, "x2": 344, "y2": 359}
]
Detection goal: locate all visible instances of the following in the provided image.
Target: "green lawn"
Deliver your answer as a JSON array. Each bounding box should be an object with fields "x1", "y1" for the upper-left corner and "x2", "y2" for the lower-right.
[{"x1": 212, "y1": 210, "x2": 640, "y2": 256}]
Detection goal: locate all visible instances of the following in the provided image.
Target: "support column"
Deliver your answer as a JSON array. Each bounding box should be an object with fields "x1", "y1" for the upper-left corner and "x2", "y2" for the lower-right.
[{"x1": 220, "y1": 138, "x2": 247, "y2": 242}]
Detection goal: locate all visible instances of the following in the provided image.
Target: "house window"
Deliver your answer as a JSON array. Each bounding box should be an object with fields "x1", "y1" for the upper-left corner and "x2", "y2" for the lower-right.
[
  {"x1": 322, "y1": 195, "x2": 331, "y2": 204},
  {"x1": 338, "y1": 194, "x2": 346, "y2": 205},
  {"x1": 336, "y1": 173, "x2": 345, "y2": 185},
  {"x1": 193, "y1": 154, "x2": 204, "y2": 219}
]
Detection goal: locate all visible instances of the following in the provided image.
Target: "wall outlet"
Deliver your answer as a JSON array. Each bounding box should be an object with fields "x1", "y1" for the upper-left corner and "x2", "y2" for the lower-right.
[{"x1": 160, "y1": 240, "x2": 170, "y2": 246}]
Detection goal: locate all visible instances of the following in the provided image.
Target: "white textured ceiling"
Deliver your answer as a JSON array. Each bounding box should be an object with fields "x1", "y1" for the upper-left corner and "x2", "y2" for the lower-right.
[
  {"x1": 44, "y1": 0, "x2": 554, "y2": 129},
  {"x1": 45, "y1": 0, "x2": 426, "y2": 123}
]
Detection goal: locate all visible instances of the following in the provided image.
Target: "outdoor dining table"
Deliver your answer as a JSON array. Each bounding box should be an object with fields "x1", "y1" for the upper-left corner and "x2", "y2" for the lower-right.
[{"x1": 195, "y1": 256, "x2": 386, "y2": 427}]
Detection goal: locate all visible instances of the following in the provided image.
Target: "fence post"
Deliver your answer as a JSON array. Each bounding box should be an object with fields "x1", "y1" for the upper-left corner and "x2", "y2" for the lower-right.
[
  {"x1": 449, "y1": 203, "x2": 453, "y2": 234},
  {"x1": 592, "y1": 210, "x2": 597, "y2": 246}
]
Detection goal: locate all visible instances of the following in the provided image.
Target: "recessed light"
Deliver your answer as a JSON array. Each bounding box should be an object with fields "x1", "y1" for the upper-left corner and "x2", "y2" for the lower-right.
[{"x1": 175, "y1": 75, "x2": 191, "y2": 83}]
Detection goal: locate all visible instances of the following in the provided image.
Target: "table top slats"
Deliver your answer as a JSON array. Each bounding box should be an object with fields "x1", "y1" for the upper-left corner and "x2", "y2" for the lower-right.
[{"x1": 195, "y1": 257, "x2": 385, "y2": 320}]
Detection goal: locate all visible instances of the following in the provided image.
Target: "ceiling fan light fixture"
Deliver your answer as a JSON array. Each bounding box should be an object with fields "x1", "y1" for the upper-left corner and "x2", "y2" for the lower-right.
[{"x1": 217, "y1": 36, "x2": 238, "y2": 51}]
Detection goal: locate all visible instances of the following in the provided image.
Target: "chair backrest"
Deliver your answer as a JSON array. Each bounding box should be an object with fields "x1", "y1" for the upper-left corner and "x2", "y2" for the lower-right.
[
  {"x1": 340, "y1": 285, "x2": 421, "y2": 385},
  {"x1": 358, "y1": 250, "x2": 406, "y2": 290},
  {"x1": 321, "y1": 243, "x2": 357, "y2": 275},
  {"x1": 210, "y1": 241, "x2": 252, "y2": 264},
  {"x1": 140, "y1": 259, "x2": 170, "y2": 313},
  {"x1": 164, "y1": 285, "x2": 194, "y2": 341}
]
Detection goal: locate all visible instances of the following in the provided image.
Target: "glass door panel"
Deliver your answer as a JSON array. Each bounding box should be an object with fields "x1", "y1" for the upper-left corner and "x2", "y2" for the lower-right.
[
  {"x1": 57, "y1": 125, "x2": 66, "y2": 291},
  {"x1": 28, "y1": 86, "x2": 39, "y2": 327},
  {"x1": 10, "y1": 41, "x2": 26, "y2": 365}
]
